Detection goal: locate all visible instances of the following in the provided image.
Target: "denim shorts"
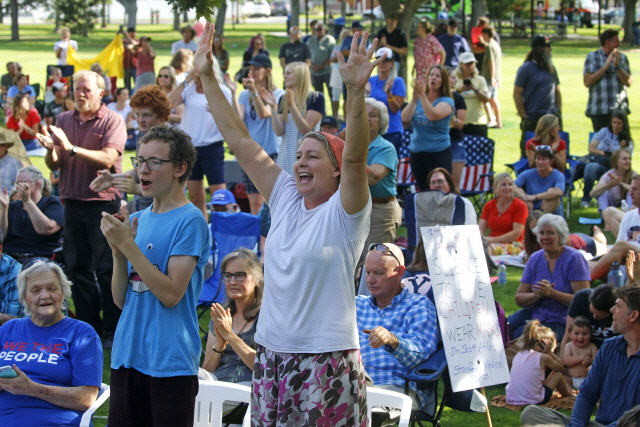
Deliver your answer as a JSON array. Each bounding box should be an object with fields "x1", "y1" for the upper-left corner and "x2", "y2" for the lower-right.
[
  {"x1": 451, "y1": 139, "x2": 467, "y2": 163},
  {"x1": 189, "y1": 141, "x2": 225, "y2": 184}
]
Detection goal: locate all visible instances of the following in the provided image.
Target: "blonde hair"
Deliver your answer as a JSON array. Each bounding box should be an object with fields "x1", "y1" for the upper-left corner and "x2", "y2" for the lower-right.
[
  {"x1": 17, "y1": 165, "x2": 51, "y2": 197},
  {"x1": 170, "y1": 48, "x2": 193, "y2": 74},
  {"x1": 281, "y1": 62, "x2": 315, "y2": 122},
  {"x1": 522, "y1": 320, "x2": 557, "y2": 351},
  {"x1": 155, "y1": 66, "x2": 177, "y2": 91},
  {"x1": 532, "y1": 114, "x2": 560, "y2": 146},
  {"x1": 492, "y1": 172, "x2": 514, "y2": 198},
  {"x1": 364, "y1": 97, "x2": 390, "y2": 135}
]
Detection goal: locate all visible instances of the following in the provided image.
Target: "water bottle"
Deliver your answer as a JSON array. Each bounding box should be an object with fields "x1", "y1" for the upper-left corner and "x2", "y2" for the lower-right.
[
  {"x1": 497, "y1": 263, "x2": 507, "y2": 286},
  {"x1": 608, "y1": 262, "x2": 625, "y2": 288}
]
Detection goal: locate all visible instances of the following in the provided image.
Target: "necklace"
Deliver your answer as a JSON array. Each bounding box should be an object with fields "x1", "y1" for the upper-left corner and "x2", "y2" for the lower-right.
[{"x1": 236, "y1": 319, "x2": 249, "y2": 335}]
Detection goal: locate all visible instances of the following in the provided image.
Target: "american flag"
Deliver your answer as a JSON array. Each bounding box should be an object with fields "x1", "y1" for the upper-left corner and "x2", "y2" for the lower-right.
[{"x1": 459, "y1": 135, "x2": 494, "y2": 192}]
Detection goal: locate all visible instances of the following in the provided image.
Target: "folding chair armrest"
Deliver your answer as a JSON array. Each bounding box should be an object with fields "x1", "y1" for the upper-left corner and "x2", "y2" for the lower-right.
[
  {"x1": 79, "y1": 384, "x2": 110, "y2": 427},
  {"x1": 404, "y1": 347, "x2": 447, "y2": 383}
]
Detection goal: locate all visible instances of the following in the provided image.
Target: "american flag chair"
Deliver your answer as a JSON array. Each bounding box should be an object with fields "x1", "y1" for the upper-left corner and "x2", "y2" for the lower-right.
[{"x1": 459, "y1": 134, "x2": 495, "y2": 214}]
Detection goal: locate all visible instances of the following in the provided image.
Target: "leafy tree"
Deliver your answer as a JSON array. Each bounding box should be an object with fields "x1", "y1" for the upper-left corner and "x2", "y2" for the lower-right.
[
  {"x1": 55, "y1": 0, "x2": 100, "y2": 37},
  {"x1": 6, "y1": 0, "x2": 49, "y2": 41}
]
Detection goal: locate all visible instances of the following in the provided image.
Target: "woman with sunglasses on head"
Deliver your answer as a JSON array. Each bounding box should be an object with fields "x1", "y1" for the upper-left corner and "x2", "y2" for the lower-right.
[
  {"x1": 0, "y1": 166, "x2": 63, "y2": 263},
  {"x1": 156, "y1": 66, "x2": 183, "y2": 128},
  {"x1": 201, "y1": 249, "x2": 262, "y2": 414},
  {"x1": 514, "y1": 145, "x2": 565, "y2": 215},
  {"x1": 195, "y1": 22, "x2": 382, "y2": 425},
  {"x1": 525, "y1": 114, "x2": 566, "y2": 172},
  {"x1": 223, "y1": 54, "x2": 284, "y2": 215},
  {"x1": 582, "y1": 110, "x2": 634, "y2": 208},
  {"x1": 0, "y1": 260, "x2": 103, "y2": 427}
]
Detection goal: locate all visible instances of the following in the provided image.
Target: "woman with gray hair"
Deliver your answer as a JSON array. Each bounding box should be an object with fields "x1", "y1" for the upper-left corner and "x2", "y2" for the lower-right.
[
  {"x1": 0, "y1": 259, "x2": 103, "y2": 425},
  {"x1": 0, "y1": 166, "x2": 64, "y2": 262},
  {"x1": 509, "y1": 213, "x2": 591, "y2": 341},
  {"x1": 358, "y1": 97, "x2": 400, "y2": 268}
]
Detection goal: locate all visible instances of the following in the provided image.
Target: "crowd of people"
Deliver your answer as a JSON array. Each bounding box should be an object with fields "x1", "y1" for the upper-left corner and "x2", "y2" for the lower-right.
[{"x1": 0, "y1": 13, "x2": 637, "y2": 427}]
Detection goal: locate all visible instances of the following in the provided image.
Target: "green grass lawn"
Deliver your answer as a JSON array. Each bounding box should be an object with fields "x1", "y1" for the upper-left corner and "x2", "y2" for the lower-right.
[{"x1": 2, "y1": 21, "x2": 639, "y2": 426}]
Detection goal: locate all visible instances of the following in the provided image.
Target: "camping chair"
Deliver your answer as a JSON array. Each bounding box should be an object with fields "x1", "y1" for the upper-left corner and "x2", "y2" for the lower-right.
[
  {"x1": 197, "y1": 211, "x2": 261, "y2": 349},
  {"x1": 397, "y1": 157, "x2": 417, "y2": 208},
  {"x1": 79, "y1": 383, "x2": 110, "y2": 427},
  {"x1": 46, "y1": 65, "x2": 75, "y2": 92},
  {"x1": 403, "y1": 191, "x2": 468, "y2": 264},
  {"x1": 459, "y1": 135, "x2": 495, "y2": 214},
  {"x1": 367, "y1": 387, "x2": 413, "y2": 427},
  {"x1": 193, "y1": 381, "x2": 252, "y2": 427}
]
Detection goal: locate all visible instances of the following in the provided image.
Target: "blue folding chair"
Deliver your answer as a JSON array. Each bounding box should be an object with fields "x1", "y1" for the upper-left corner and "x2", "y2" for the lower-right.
[{"x1": 459, "y1": 135, "x2": 495, "y2": 215}]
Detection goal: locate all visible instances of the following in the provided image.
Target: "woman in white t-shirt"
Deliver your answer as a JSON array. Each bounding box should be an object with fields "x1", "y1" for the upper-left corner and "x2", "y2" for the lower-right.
[
  {"x1": 53, "y1": 27, "x2": 78, "y2": 66},
  {"x1": 196, "y1": 22, "x2": 385, "y2": 426}
]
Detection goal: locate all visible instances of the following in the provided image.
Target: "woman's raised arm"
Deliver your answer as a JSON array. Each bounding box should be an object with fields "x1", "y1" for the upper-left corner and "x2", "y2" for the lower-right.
[
  {"x1": 195, "y1": 22, "x2": 281, "y2": 203},
  {"x1": 336, "y1": 32, "x2": 385, "y2": 215}
]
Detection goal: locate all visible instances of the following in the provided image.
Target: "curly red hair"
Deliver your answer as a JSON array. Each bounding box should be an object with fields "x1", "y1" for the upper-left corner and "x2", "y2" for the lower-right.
[{"x1": 129, "y1": 85, "x2": 171, "y2": 123}]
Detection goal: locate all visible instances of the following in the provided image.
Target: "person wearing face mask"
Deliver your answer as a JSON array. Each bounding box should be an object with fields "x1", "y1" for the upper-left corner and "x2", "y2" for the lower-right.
[{"x1": 514, "y1": 35, "x2": 562, "y2": 159}]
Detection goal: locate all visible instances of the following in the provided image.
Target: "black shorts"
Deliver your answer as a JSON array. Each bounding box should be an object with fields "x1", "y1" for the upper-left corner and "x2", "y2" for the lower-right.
[
  {"x1": 190, "y1": 141, "x2": 225, "y2": 185},
  {"x1": 537, "y1": 385, "x2": 553, "y2": 405},
  {"x1": 108, "y1": 367, "x2": 199, "y2": 427}
]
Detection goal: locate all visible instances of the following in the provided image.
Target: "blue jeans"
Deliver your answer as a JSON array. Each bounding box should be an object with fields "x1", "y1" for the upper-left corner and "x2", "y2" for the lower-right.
[
  {"x1": 507, "y1": 306, "x2": 567, "y2": 342},
  {"x1": 633, "y1": 26, "x2": 640, "y2": 46},
  {"x1": 582, "y1": 162, "x2": 608, "y2": 203}
]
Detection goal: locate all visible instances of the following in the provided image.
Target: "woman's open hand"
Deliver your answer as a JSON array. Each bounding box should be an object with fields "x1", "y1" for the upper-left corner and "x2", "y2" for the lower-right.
[
  {"x1": 336, "y1": 31, "x2": 384, "y2": 90},
  {"x1": 193, "y1": 22, "x2": 216, "y2": 80}
]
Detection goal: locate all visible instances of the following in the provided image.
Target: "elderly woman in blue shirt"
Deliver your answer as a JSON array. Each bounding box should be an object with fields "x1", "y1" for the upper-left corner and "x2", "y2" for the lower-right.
[{"x1": 401, "y1": 64, "x2": 454, "y2": 191}]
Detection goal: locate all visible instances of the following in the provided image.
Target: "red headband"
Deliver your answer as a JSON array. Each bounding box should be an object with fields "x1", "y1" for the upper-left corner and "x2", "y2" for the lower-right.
[{"x1": 320, "y1": 132, "x2": 344, "y2": 172}]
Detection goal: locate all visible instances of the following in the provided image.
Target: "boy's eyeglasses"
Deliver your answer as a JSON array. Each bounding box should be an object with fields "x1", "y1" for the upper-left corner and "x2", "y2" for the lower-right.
[{"x1": 131, "y1": 157, "x2": 172, "y2": 171}]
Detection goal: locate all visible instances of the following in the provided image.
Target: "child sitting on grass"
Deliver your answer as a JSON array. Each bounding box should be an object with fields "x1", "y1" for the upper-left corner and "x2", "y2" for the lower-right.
[
  {"x1": 506, "y1": 320, "x2": 573, "y2": 405},
  {"x1": 562, "y1": 316, "x2": 598, "y2": 391}
]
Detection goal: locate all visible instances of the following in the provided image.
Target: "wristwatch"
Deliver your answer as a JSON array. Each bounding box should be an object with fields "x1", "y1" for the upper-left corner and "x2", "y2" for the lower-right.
[{"x1": 70, "y1": 146, "x2": 78, "y2": 157}]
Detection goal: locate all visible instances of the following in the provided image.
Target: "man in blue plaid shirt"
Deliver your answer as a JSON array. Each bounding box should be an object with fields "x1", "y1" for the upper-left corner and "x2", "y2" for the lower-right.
[
  {"x1": 0, "y1": 230, "x2": 23, "y2": 325},
  {"x1": 583, "y1": 29, "x2": 633, "y2": 132},
  {"x1": 356, "y1": 243, "x2": 438, "y2": 417}
]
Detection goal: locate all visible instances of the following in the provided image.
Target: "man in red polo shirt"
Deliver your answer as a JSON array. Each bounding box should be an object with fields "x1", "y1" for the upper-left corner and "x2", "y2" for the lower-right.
[{"x1": 37, "y1": 70, "x2": 126, "y2": 349}]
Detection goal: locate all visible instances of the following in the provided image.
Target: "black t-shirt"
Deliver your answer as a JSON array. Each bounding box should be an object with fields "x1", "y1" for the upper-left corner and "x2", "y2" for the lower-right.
[
  {"x1": 567, "y1": 288, "x2": 618, "y2": 348},
  {"x1": 278, "y1": 42, "x2": 311, "y2": 65},
  {"x1": 44, "y1": 100, "x2": 64, "y2": 123},
  {"x1": 277, "y1": 92, "x2": 325, "y2": 117},
  {"x1": 450, "y1": 91, "x2": 467, "y2": 143},
  {"x1": 4, "y1": 197, "x2": 64, "y2": 257},
  {"x1": 376, "y1": 28, "x2": 408, "y2": 62}
]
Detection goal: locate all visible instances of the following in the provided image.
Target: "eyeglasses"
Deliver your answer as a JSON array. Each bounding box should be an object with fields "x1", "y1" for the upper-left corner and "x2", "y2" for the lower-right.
[
  {"x1": 158, "y1": 74, "x2": 170, "y2": 78},
  {"x1": 21, "y1": 257, "x2": 55, "y2": 271},
  {"x1": 221, "y1": 272, "x2": 247, "y2": 282},
  {"x1": 536, "y1": 145, "x2": 553, "y2": 153},
  {"x1": 131, "y1": 157, "x2": 173, "y2": 170},
  {"x1": 368, "y1": 243, "x2": 401, "y2": 265}
]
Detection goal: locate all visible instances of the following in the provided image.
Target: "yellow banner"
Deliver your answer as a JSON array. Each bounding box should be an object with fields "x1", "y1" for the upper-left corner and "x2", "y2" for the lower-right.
[{"x1": 66, "y1": 34, "x2": 125, "y2": 78}]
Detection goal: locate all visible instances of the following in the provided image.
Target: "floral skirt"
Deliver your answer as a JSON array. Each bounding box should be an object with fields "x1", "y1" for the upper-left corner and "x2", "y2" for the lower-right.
[{"x1": 251, "y1": 346, "x2": 368, "y2": 427}]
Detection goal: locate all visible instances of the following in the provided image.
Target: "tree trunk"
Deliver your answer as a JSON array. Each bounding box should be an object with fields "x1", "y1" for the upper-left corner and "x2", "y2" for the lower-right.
[
  {"x1": 622, "y1": 0, "x2": 637, "y2": 43},
  {"x1": 101, "y1": 0, "x2": 107, "y2": 28},
  {"x1": 291, "y1": 0, "x2": 300, "y2": 27},
  {"x1": 173, "y1": 9, "x2": 180, "y2": 30},
  {"x1": 183, "y1": 10, "x2": 188, "y2": 22},
  {"x1": 10, "y1": 0, "x2": 18, "y2": 41},
  {"x1": 53, "y1": 5, "x2": 60, "y2": 33},
  {"x1": 215, "y1": 1, "x2": 227, "y2": 35},
  {"x1": 116, "y1": 0, "x2": 138, "y2": 29},
  {"x1": 471, "y1": 0, "x2": 487, "y2": 33}
]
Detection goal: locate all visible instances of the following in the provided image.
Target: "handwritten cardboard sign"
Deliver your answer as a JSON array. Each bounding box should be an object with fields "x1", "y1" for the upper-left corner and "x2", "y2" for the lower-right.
[{"x1": 422, "y1": 225, "x2": 510, "y2": 393}]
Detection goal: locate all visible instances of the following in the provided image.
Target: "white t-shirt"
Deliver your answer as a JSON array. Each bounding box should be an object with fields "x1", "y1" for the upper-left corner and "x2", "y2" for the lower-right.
[
  {"x1": 617, "y1": 208, "x2": 640, "y2": 247},
  {"x1": 107, "y1": 102, "x2": 132, "y2": 124},
  {"x1": 181, "y1": 83, "x2": 232, "y2": 146},
  {"x1": 171, "y1": 40, "x2": 198, "y2": 55},
  {"x1": 53, "y1": 40, "x2": 78, "y2": 65},
  {"x1": 254, "y1": 171, "x2": 372, "y2": 353}
]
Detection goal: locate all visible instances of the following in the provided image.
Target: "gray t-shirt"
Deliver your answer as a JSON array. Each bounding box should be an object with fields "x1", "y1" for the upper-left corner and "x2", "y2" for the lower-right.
[
  {"x1": 254, "y1": 171, "x2": 371, "y2": 353},
  {"x1": 306, "y1": 34, "x2": 336, "y2": 77}
]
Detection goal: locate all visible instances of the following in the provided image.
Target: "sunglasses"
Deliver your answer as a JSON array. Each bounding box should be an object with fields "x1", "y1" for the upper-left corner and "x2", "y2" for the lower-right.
[
  {"x1": 21, "y1": 257, "x2": 56, "y2": 271},
  {"x1": 158, "y1": 74, "x2": 171, "y2": 78},
  {"x1": 536, "y1": 145, "x2": 553, "y2": 153},
  {"x1": 368, "y1": 243, "x2": 401, "y2": 265}
]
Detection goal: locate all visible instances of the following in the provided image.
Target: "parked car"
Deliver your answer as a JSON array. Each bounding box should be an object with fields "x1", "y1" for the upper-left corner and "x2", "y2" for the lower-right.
[
  {"x1": 242, "y1": 0, "x2": 271, "y2": 17},
  {"x1": 271, "y1": 1, "x2": 290, "y2": 16}
]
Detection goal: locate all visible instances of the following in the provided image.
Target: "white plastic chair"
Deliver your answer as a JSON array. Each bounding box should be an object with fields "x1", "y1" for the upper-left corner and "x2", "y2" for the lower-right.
[
  {"x1": 193, "y1": 381, "x2": 252, "y2": 427},
  {"x1": 366, "y1": 386, "x2": 413, "y2": 427},
  {"x1": 79, "y1": 383, "x2": 110, "y2": 427},
  {"x1": 198, "y1": 367, "x2": 215, "y2": 382}
]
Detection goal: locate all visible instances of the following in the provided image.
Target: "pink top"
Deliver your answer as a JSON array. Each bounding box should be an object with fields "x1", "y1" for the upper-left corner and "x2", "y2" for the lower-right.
[
  {"x1": 135, "y1": 50, "x2": 155, "y2": 76},
  {"x1": 414, "y1": 34, "x2": 443, "y2": 85},
  {"x1": 505, "y1": 350, "x2": 546, "y2": 405}
]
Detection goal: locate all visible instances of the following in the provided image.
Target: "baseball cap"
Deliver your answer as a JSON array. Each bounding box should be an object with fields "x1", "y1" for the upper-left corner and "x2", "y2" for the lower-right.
[
  {"x1": 51, "y1": 81, "x2": 66, "y2": 93},
  {"x1": 210, "y1": 189, "x2": 236, "y2": 206},
  {"x1": 459, "y1": 52, "x2": 477, "y2": 64},
  {"x1": 531, "y1": 35, "x2": 551, "y2": 48},
  {"x1": 140, "y1": 36, "x2": 152, "y2": 42},
  {"x1": 351, "y1": 21, "x2": 363, "y2": 29},
  {"x1": 321, "y1": 116, "x2": 339, "y2": 128},
  {"x1": 448, "y1": 19, "x2": 458, "y2": 26},
  {"x1": 248, "y1": 53, "x2": 272, "y2": 69},
  {"x1": 375, "y1": 47, "x2": 394, "y2": 60}
]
